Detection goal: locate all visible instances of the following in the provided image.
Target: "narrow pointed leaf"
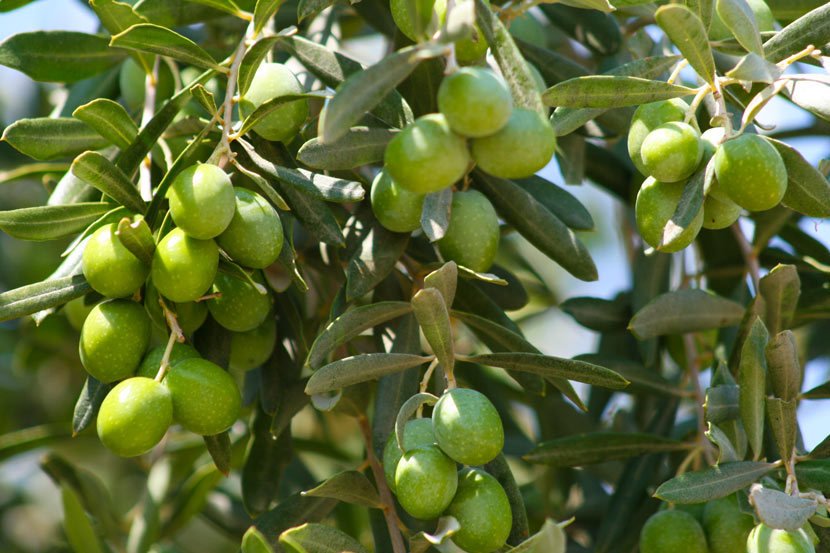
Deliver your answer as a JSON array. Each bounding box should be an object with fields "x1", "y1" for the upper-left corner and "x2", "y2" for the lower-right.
[
  {"x1": 0, "y1": 203, "x2": 111, "y2": 241},
  {"x1": 242, "y1": 527, "x2": 275, "y2": 553},
  {"x1": 525, "y1": 432, "x2": 688, "y2": 467},
  {"x1": 0, "y1": 31, "x2": 124, "y2": 82},
  {"x1": 253, "y1": 494, "x2": 337, "y2": 548},
  {"x1": 465, "y1": 352, "x2": 629, "y2": 389},
  {"x1": 661, "y1": 161, "x2": 709, "y2": 250},
  {"x1": 346, "y1": 225, "x2": 408, "y2": 300},
  {"x1": 71, "y1": 152, "x2": 146, "y2": 214},
  {"x1": 302, "y1": 471, "x2": 383, "y2": 509},
  {"x1": 765, "y1": 330, "x2": 801, "y2": 402},
  {"x1": 654, "y1": 461, "x2": 775, "y2": 503},
  {"x1": 412, "y1": 288, "x2": 454, "y2": 375},
  {"x1": 513, "y1": 176, "x2": 594, "y2": 231},
  {"x1": 73, "y1": 99, "x2": 138, "y2": 149},
  {"x1": 543, "y1": 76, "x2": 695, "y2": 108},
  {"x1": 759, "y1": 264, "x2": 800, "y2": 336},
  {"x1": 297, "y1": 127, "x2": 396, "y2": 170},
  {"x1": 306, "y1": 301, "x2": 413, "y2": 369},
  {"x1": 655, "y1": 4, "x2": 716, "y2": 84},
  {"x1": 280, "y1": 523, "x2": 369, "y2": 553},
  {"x1": 61, "y1": 485, "x2": 106, "y2": 553},
  {"x1": 115, "y1": 216, "x2": 155, "y2": 265},
  {"x1": 305, "y1": 353, "x2": 433, "y2": 395},
  {"x1": 254, "y1": 0, "x2": 286, "y2": 34},
  {"x1": 717, "y1": 0, "x2": 764, "y2": 54},
  {"x1": 421, "y1": 187, "x2": 452, "y2": 242},
  {"x1": 187, "y1": 0, "x2": 242, "y2": 16},
  {"x1": 560, "y1": 297, "x2": 629, "y2": 332},
  {"x1": 767, "y1": 138, "x2": 830, "y2": 218},
  {"x1": 424, "y1": 262, "x2": 458, "y2": 308},
  {"x1": 110, "y1": 23, "x2": 223, "y2": 71},
  {"x1": 763, "y1": 3, "x2": 830, "y2": 62},
  {"x1": 0, "y1": 275, "x2": 91, "y2": 323},
  {"x1": 238, "y1": 92, "x2": 327, "y2": 137},
  {"x1": 2, "y1": 118, "x2": 109, "y2": 160},
  {"x1": 739, "y1": 317, "x2": 769, "y2": 459},
  {"x1": 628, "y1": 289, "x2": 745, "y2": 339}
]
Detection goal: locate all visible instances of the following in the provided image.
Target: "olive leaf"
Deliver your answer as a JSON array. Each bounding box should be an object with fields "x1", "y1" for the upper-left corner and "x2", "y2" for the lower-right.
[
  {"x1": 716, "y1": 0, "x2": 764, "y2": 55},
  {"x1": 463, "y1": 352, "x2": 629, "y2": 390},
  {"x1": 424, "y1": 262, "x2": 458, "y2": 308},
  {"x1": 767, "y1": 138, "x2": 830, "y2": 218},
  {"x1": 655, "y1": 4, "x2": 716, "y2": 85},
  {"x1": 301, "y1": 471, "x2": 384, "y2": 509},
  {"x1": 654, "y1": 461, "x2": 776, "y2": 504},
  {"x1": 297, "y1": 127, "x2": 397, "y2": 170},
  {"x1": 763, "y1": 2, "x2": 830, "y2": 62},
  {"x1": 0, "y1": 274, "x2": 91, "y2": 323},
  {"x1": 110, "y1": 23, "x2": 223, "y2": 71},
  {"x1": 71, "y1": 152, "x2": 146, "y2": 214},
  {"x1": 749, "y1": 485, "x2": 818, "y2": 531},
  {"x1": 0, "y1": 203, "x2": 112, "y2": 241},
  {"x1": 525, "y1": 432, "x2": 688, "y2": 467},
  {"x1": 421, "y1": 187, "x2": 453, "y2": 242},
  {"x1": 739, "y1": 317, "x2": 769, "y2": 460},
  {"x1": 629, "y1": 289, "x2": 745, "y2": 339},
  {"x1": 2, "y1": 118, "x2": 110, "y2": 161},
  {"x1": 305, "y1": 353, "x2": 433, "y2": 395},
  {"x1": 280, "y1": 523, "x2": 369, "y2": 553},
  {"x1": 412, "y1": 288, "x2": 454, "y2": 376},
  {"x1": 73, "y1": 99, "x2": 138, "y2": 149},
  {"x1": 543, "y1": 76, "x2": 696, "y2": 108}
]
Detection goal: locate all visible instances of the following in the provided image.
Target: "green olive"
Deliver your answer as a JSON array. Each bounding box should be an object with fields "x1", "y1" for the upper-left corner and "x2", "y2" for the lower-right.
[
  {"x1": 747, "y1": 523, "x2": 815, "y2": 553},
  {"x1": 79, "y1": 300, "x2": 151, "y2": 383},
  {"x1": 238, "y1": 63, "x2": 309, "y2": 143},
  {"x1": 628, "y1": 99, "x2": 693, "y2": 176},
  {"x1": 384, "y1": 113, "x2": 470, "y2": 194},
  {"x1": 207, "y1": 272, "x2": 271, "y2": 332},
  {"x1": 82, "y1": 223, "x2": 149, "y2": 298},
  {"x1": 175, "y1": 301, "x2": 208, "y2": 335},
  {"x1": 163, "y1": 357, "x2": 241, "y2": 436},
  {"x1": 446, "y1": 468, "x2": 512, "y2": 553},
  {"x1": 432, "y1": 387, "x2": 504, "y2": 466},
  {"x1": 438, "y1": 67, "x2": 513, "y2": 138},
  {"x1": 394, "y1": 445, "x2": 458, "y2": 520},
  {"x1": 119, "y1": 58, "x2": 175, "y2": 112},
  {"x1": 382, "y1": 418, "x2": 435, "y2": 493},
  {"x1": 640, "y1": 510, "x2": 708, "y2": 553},
  {"x1": 151, "y1": 228, "x2": 219, "y2": 303},
  {"x1": 64, "y1": 296, "x2": 98, "y2": 332},
  {"x1": 136, "y1": 343, "x2": 201, "y2": 379},
  {"x1": 713, "y1": 133, "x2": 787, "y2": 212},
  {"x1": 370, "y1": 170, "x2": 425, "y2": 234},
  {"x1": 97, "y1": 377, "x2": 172, "y2": 457},
  {"x1": 217, "y1": 188, "x2": 284, "y2": 269},
  {"x1": 640, "y1": 121, "x2": 703, "y2": 182},
  {"x1": 437, "y1": 190, "x2": 500, "y2": 273},
  {"x1": 229, "y1": 317, "x2": 277, "y2": 371},
  {"x1": 471, "y1": 108, "x2": 556, "y2": 179},
  {"x1": 703, "y1": 494, "x2": 755, "y2": 553},
  {"x1": 390, "y1": 0, "x2": 489, "y2": 63},
  {"x1": 702, "y1": 194, "x2": 742, "y2": 229},
  {"x1": 635, "y1": 177, "x2": 703, "y2": 253},
  {"x1": 167, "y1": 164, "x2": 235, "y2": 240}
]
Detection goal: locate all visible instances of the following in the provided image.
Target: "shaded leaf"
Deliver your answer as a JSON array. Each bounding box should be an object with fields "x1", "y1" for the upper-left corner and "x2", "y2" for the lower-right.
[
  {"x1": 346, "y1": 225, "x2": 408, "y2": 300},
  {"x1": 110, "y1": 23, "x2": 223, "y2": 71},
  {"x1": 543, "y1": 76, "x2": 695, "y2": 108},
  {"x1": 0, "y1": 423, "x2": 69, "y2": 463},
  {"x1": 628, "y1": 289, "x2": 745, "y2": 339},
  {"x1": 297, "y1": 127, "x2": 396, "y2": 170},
  {"x1": 768, "y1": 138, "x2": 830, "y2": 218},
  {"x1": 525, "y1": 432, "x2": 688, "y2": 467},
  {"x1": 661, "y1": 161, "x2": 709, "y2": 250},
  {"x1": 766, "y1": 397, "x2": 797, "y2": 461},
  {"x1": 707, "y1": 423, "x2": 741, "y2": 463},
  {"x1": 305, "y1": 353, "x2": 433, "y2": 395},
  {"x1": 759, "y1": 264, "x2": 800, "y2": 336},
  {"x1": 705, "y1": 384, "x2": 740, "y2": 423},
  {"x1": 2, "y1": 117, "x2": 109, "y2": 161},
  {"x1": 242, "y1": 409, "x2": 291, "y2": 517},
  {"x1": 301, "y1": 471, "x2": 383, "y2": 509},
  {"x1": 61, "y1": 485, "x2": 106, "y2": 553},
  {"x1": 561, "y1": 296, "x2": 629, "y2": 332},
  {"x1": 163, "y1": 464, "x2": 223, "y2": 535},
  {"x1": 654, "y1": 461, "x2": 775, "y2": 503},
  {"x1": 73, "y1": 377, "x2": 112, "y2": 435},
  {"x1": 717, "y1": 0, "x2": 764, "y2": 54},
  {"x1": 739, "y1": 317, "x2": 769, "y2": 460},
  {"x1": 412, "y1": 288, "x2": 454, "y2": 375},
  {"x1": 513, "y1": 176, "x2": 594, "y2": 231},
  {"x1": 71, "y1": 152, "x2": 146, "y2": 214},
  {"x1": 253, "y1": 494, "x2": 337, "y2": 548},
  {"x1": 410, "y1": 517, "x2": 460, "y2": 553},
  {"x1": 204, "y1": 432, "x2": 232, "y2": 476},
  {"x1": 73, "y1": 98, "x2": 138, "y2": 149},
  {"x1": 242, "y1": 527, "x2": 275, "y2": 553},
  {"x1": 464, "y1": 352, "x2": 629, "y2": 389},
  {"x1": 0, "y1": 31, "x2": 124, "y2": 82},
  {"x1": 0, "y1": 203, "x2": 111, "y2": 241}
]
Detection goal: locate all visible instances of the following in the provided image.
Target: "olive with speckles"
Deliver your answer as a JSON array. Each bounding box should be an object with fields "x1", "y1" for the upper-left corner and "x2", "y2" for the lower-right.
[
  {"x1": 628, "y1": 99, "x2": 695, "y2": 176},
  {"x1": 217, "y1": 188, "x2": 283, "y2": 269},
  {"x1": 703, "y1": 494, "x2": 755, "y2": 553},
  {"x1": 635, "y1": 177, "x2": 703, "y2": 253},
  {"x1": 82, "y1": 223, "x2": 149, "y2": 298},
  {"x1": 446, "y1": 468, "x2": 512, "y2": 553},
  {"x1": 207, "y1": 271, "x2": 271, "y2": 332},
  {"x1": 167, "y1": 164, "x2": 235, "y2": 240},
  {"x1": 640, "y1": 510, "x2": 708, "y2": 553},
  {"x1": 79, "y1": 300, "x2": 151, "y2": 383},
  {"x1": 394, "y1": 445, "x2": 458, "y2": 520},
  {"x1": 437, "y1": 190, "x2": 500, "y2": 273},
  {"x1": 432, "y1": 387, "x2": 504, "y2": 466},
  {"x1": 151, "y1": 228, "x2": 219, "y2": 303},
  {"x1": 714, "y1": 134, "x2": 787, "y2": 212},
  {"x1": 471, "y1": 108, "x2": 556, "y2": 179},
  {"x1": 163, "y1": 357, "x2": 241, "y2": 436},
  {"x1": 97, "y1": 377, "x2": 172, "y2": 457},
  {"x1": 747, "y1": 523, "x2": 815, "y2": 553},
  {"x1": 229, "y1": 317, "x2": 277, "y2": 371},
  {"x1": 136, "y1": 343, "x2": 201, "y2": 379},
  {"x1": 382, "y1": 418, "x2": 436, "y2": 492},
  {"x1": 370, "y1": 170, "x2": 425, "y2": 234}
]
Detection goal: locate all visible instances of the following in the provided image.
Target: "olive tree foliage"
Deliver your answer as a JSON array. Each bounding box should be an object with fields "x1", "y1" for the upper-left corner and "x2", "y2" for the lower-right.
[{"x1": 1, "y1": 0, "x2": 830, "y2": 551}]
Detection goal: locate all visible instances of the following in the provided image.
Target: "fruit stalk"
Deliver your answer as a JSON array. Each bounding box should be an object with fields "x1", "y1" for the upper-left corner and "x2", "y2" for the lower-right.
[
  {"x1": 212, "y1": 23, "x2": 255, "y2": 168},
  {"x1": 357, "y1": 415, "x2": 407, "y2": 553}
]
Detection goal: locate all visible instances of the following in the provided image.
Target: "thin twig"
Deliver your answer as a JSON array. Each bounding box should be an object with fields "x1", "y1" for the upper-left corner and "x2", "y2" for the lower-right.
[
  {"x1": 731, "y1": 222, "x2": 761, "y2": 295},
  {"x1": 357, "y1": 416, "x2": 407, "y2": 553}
]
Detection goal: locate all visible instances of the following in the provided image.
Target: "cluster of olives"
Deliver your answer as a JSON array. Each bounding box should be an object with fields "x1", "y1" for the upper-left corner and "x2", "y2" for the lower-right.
[
  {"x1": 73, "y1": 160, "x2": 286, "y2": 456},
  {"x1": 382, "y1": 388, "x2": 511, "y2": 553},
  {"x1": 641, "y1": 496, "x2": 816, "y2": 553},
  {"x1": 371, "y1": 66, "x2": 556, "y2": 273},
  {"x1": 629, "y1": 99, "x2": 787, "y2": 253}
]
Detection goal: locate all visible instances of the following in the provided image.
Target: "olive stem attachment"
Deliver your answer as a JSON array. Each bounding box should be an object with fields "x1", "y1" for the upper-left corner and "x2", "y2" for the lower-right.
[
  {"x1": 154, "y1": 329, "x2": 179, "y2": 383},
  {"x1": 357, "y1": 415, "x2": 408, "y2": 553},
  {"x1": 667, "y1": 59, "x2": 689, "y2": 85},
  {"x1": 154, "y1": 297, "x2": 186, "y2": 383}
]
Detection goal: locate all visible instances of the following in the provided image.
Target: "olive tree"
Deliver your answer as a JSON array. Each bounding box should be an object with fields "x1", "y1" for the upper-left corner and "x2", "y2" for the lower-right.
[{"x1": 0, "y1": 0, "x2": 829, "y2": 552}]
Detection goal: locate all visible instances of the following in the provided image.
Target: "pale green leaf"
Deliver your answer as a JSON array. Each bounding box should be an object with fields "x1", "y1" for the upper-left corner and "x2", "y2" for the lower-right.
[
  {"x1": 305, "y1": 353, "x2": 433, "y2": 395},
  {"x1": 628, "y1": 288, "x2": 745, "y2": 339},
  {"x1": 2, "y1": 118, "x2": 109, "y2": 160}
]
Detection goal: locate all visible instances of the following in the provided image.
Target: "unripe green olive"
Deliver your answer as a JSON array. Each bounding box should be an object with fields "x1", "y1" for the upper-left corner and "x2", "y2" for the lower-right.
[
  {"x1": 509, "y1": 12, "x2": 548, "y2": 47},
  {"x1": 384, "y1": 113, "x2": 470, "y2": 194},
  {"x1": 703, "y1": 494, "x2": 755, "y2": 553},
  {"x1": 659, "y1": 501, "x2": 705, "y2": 522},
  {"x1": 64, "y1": 296, "x2": 98, "y2": 332},
  {"x1": 119, "y1": 58, "x2": 175, "y2": 112},
  {"x1": 640, "y1": 121, "x2": 703, "y2": 183},
  {"x1": 628, "y1": 99, "x2": 693, "y2": 176},
  {"x1": 136, "y1": 343, "x2": 201, "y2": 379},
  {"x1": 747, "y1": 523, "x2": 815, "y2": 553},
  {"x1": 432, "y1": 387, "x2": 504, "y2": 466},
  {"x1": 703, "y1": 194, "x2": 742, "y2": 229},
  {"x1": 151, "y1": 228, "x2": 219, "y2": 303},
  {"x1": 640, "y1": 510, "x2": 708, "y2": 553},
  {"x1": 394, "y1": 445, "x2": 458, "y2": 520},
  {"x1": 82, "y1": 223, "x2": 149, "y2": 298},
  {"x1": 438, "y1": 68, "x2": 513, "y2": 138},
  {"x1": 709, "y1": 0, "x2": 776, "y2": 41},
  {"x1": 229, "y1": 317, "x2": 277, "y2": 371},
  {"x1": 163, "y1": 357, "x2": 241, "y2": 435},
  {"x1": 446, "y1": 468, "x2": 512, "y2": 553},
  {"x1": 370, "y1": 170, "x2": 425, "y2": 234},
  {"x1": 168, "y1": 164, "x2": 235, "y2": 239},
  {"x1": 217, "y1": 188, "x2": 283, "y2": 269},
  {"x1": 175, "y1": 301, "x2": 208, "y2": 335},
  {"x1": 238, "y1": 63, "x2": 309, "y2": 143},
  {"x1": 700, "y1": 127, "x2": 733, "y2": 204},
  {"x1": 437, "y1": 190, "x2": 500, "y2": 273},
  {"x1": 207, "y1": 272, "x2": 271, "y2": 332},
  {"x1": 635, "y1": 177, "x2": 704, "y2": 253},
  {"x1": 79, "y1": 300, "x2": 151, "y2": 383},
  {"x1": 713, "y1": 133, "x2": 787, "y2": 212},
  {"x1": 97, "y1": 377, "x2": 172, "y2": 457},
  {"x1": 471, "y1": 108, "x2": 556, "y2": 179},
  {"x1": 390, "y1": 0, "x2": 489, "y2": 63},
  {"x1": 382, "y1": 418, "x2": 436, "y2": 492}
]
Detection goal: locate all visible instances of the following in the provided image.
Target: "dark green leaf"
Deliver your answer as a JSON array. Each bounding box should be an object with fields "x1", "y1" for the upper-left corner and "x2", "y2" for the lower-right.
[
  {"x1": 560, "y1": 296, "x2": 629, "y2": 332},
  {"x1": 739, "y1": 317, "x2": 769, "y2": 460},
  {"x1": 759, "y1": 263, "x2": 800, "y2": 335},
  {"x1": 0, "y1": 31, "x2": 124, "y2": 82},
  {"x1": 73, "y1": 377, "x2": 112, "y2": 435},
  {"x1": 766, "y1": 397, "x2": 796, "y2": 460},
  {"x1": 110, "y1": 23, "x2": 223, "y2": 71},
  {"x1": 465, "y1": 352, "x2": 629, "y2": 389},
  {"x1": 2, "y1": 118, "x2": 109, "y2": 160},
  {"x1": 628, "y1": 289, "x2": 745, "y2": 339},
  {"x1": 346, "y1": 225, "x2": 408, "y2": 300},
  {"x1": 655, "y1": 4, "x2": 716, "y2": 84},
  {"x1": 297, "y1": 127, "x2": 396, "y2": 170},
  {"x1": 253, "y1": 494, "x2": 337, "y2": 548},
  {"x1": 767, "y1": 138, "x2": 830, "y2": 218},
  {"x1": 61, "y1": 485, "x2": 106, "y2": 553},
  {"x1": 71, "y1": 152, "x2": 146, "y2": 214},
  {"x1": 301, "y1": 471, "x2": 383, "y2": 509},
  {"x1": 204, "y1": 432, "x2": 232, "y2": 476},
  {"x1": 654, "y1": 461, "x2": 775, "y2": 503},
  {"x1": 661, "y1": 161, "x2": 708, "y2": 250},
  {"x1": 513, "y1": 176, "x2": 594, "y2": 230},
  {"x1": 242, "y1": 409, "x2": 291, "y2": 517},
  {"x1": 474, "y1": 171, "x2": 597, "y2": 281},
  {"x1": 543, "y1": 76, "x2": 695, "y2": 108},
  {"x1": 525, "y1": 432, "x2": 688, "y2": 467},
  {"x1": 0, "y1": 274, "x2": 91, "y2": 323},
  {"x1": 73, "y1": 99, "x2": 138, "y2": 149},
  {"x1": 0, "y1": 203, "x2": 111, "y2": 241},
  {"x1": 485, "y1": 453, "x2": 530, "y2": 546},
  {"x1": 705, "y1": 384, "x2": 740, "y2": 423},
  {"x1": 306, "y1": 353, "x2": 432, "y2": 395}
]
